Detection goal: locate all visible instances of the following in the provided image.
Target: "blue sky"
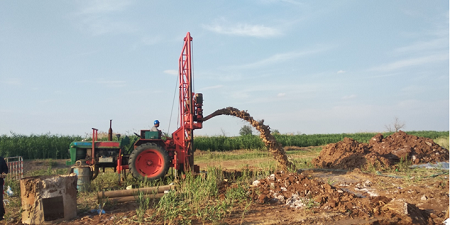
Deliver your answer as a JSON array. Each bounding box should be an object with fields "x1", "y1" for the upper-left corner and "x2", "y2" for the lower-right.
[{"x1": 0, "y1": 1, "x2": 448, "y2": 137}]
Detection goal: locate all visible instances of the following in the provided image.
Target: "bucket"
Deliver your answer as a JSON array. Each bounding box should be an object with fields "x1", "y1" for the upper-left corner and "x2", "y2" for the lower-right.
[{"x1": 72, "y1": 161, "x2": 91, "y2": 192}]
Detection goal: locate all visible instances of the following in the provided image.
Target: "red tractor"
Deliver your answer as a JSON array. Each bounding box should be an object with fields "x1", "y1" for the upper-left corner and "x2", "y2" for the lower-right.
[{"x1": 117, "y1": 32, "x2": 203, "y2": 180}]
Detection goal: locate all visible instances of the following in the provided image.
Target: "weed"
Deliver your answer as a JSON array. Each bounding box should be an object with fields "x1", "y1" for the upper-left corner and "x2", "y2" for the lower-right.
[
  {"x1": 434, "y1": 136, "x2": 449, "y2": 150},
  {"x1": 240, "y1": 200, "x2": 252, "y2": 225},
  {"x1": 302, "y1": 198, "x2": 318, "y2": 209},
  {"x1": 225, "y1": 184, "x2": 247, "y2": 203},
  {"x1": 396, "y1": 156, "x2": 412, "y2": 172},
  {"x1": 327, "y1": 178, "x2": 335, "y2": 185},
  {"x1": 47, "y1": 159, "x2": 57, "y2": 168},
  {"x1": 135, "y1": 191, "x2": 151, "y2": 223},
  {"x1": 362, "y1": 162, "x2": 377, "y2": 174}
]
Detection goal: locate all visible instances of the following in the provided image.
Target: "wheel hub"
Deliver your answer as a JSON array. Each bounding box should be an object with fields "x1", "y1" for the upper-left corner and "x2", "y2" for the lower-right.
[{"x1": 135, "y1": 149, "x2": 163, "y2": 177}]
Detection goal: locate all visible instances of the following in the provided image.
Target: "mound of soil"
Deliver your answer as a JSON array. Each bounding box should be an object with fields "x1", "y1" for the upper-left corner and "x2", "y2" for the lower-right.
[
  {"x1": 249, "y1": 171, "x2": 430, "y2": 224},
  {"x1": 312, "y1": 131, "x2": 449, "y2": 170}
]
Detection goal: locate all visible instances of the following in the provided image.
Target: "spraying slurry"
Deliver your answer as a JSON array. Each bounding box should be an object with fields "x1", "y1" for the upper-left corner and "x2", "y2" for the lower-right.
[{"x1": 202, "y1": 107, "x2": 294, "y2": 171}]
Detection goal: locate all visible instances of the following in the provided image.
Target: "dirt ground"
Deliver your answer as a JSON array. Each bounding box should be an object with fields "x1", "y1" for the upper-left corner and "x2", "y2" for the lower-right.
[
  {"x1": 245, "y1": 169, "x2": 448, "y2": 224},
  {"x1": 11, "y1": 165, "x2": 445, "y2": 225},
  {"x1": 3, "y1": 131, "x2": 449, "y2": 224},
  {"x1": 7, "y1": 161, "x2": 448, "y2": 224}
]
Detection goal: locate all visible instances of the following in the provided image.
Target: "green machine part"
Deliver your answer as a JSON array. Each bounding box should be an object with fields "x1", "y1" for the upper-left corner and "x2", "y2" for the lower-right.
[
  {"x1": 66, "y1": 142, "x2": 91, "y2": 166},
  {"x1": 66, "y1": 137, "x2": 132, "y2": 166},
  {"x1": 145, "y1": 131, "x2": 160, "y2": 139}
]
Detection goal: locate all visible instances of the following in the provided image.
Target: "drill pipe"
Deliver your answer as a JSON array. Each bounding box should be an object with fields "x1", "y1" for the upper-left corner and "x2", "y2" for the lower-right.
[
  {"x1": 100, "y1": 193, "x2": 165, "y2": 204},
  {"x1": 97, "y1": 185, "x2": 174, "y2": 199}
]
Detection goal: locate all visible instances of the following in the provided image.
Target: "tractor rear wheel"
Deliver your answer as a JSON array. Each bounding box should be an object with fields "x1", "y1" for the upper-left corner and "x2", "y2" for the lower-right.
[{"x1": 129, "y1": 143, "x2": 170, "y2": 181}]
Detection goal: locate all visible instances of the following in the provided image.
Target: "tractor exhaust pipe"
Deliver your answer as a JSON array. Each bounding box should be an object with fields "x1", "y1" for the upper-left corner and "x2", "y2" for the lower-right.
[{"x1": 108, "y1": 120, "x2": 113, "y2": 141}]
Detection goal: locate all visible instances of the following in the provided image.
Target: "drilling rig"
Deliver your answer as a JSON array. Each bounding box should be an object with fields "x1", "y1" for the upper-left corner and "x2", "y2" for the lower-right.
[
  {"x1": 125, "y1": 32, "x2": 203, "y2": 180},
  {"x1": 67, "y1": 32, "x2": 203, "y2": 181}
]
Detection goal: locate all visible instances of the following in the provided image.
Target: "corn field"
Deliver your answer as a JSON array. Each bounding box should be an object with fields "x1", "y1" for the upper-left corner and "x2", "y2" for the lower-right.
[
  {"x1": 193, "y1": 131, "x2": 449, "y2": 151},
  {"x1": 0, "y1": 132, "x2": 82, "y2": 160},
  {"x1": 0, "y1": 131, "x2": 447, "y2": 159}
]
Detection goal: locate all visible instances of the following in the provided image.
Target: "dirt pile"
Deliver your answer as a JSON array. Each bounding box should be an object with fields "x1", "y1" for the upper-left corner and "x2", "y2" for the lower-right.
[
  {"x1": 312, "y1": 131, "x2": 449, "y2": 169},
  {"x1": 249, "y1": 171, "x2": 430, "y2": 224},
  {"x1": 202, "y1": 107, "x2": 294, "y2": 171}
]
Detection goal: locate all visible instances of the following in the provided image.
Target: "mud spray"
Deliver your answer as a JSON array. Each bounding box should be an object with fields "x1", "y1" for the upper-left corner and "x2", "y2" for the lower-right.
[{"x1": 202, "y1": 107, "x2": 294, "y2": 171}]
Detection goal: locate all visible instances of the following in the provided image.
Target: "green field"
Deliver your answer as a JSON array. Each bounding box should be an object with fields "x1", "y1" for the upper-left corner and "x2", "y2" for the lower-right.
[
  {"x1": 0, "y1": 131, "x2": 448, "y2": 160},
  {"x1": 0, "y1": 133, "x2": 83, "y2": 160},
  {"x1": 193, "y1": 131, "x2": 449, "y2": 151}
]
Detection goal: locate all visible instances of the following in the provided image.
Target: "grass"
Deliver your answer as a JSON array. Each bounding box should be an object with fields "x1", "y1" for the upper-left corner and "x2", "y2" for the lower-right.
[
  {"x1": 68, "y1": 165, "x2": 257, "y2": 224},
  {"x1": 434, "y1": 136, "x2": 449, "y2": 149},
  {"x1": 195, "y1": 149, "x2": 271, "y2": 162},
  {"x1": 133, "y1": 167, "x2": 253, "y2": 224},
  {"x1": 195, "y1": 147, "x2": 322, "y2": 171}
]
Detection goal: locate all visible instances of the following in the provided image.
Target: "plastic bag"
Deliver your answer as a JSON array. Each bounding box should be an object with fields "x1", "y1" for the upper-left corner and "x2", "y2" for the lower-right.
[{"x1": 6, "y1": 186, "x2": 13, "y2": 197}]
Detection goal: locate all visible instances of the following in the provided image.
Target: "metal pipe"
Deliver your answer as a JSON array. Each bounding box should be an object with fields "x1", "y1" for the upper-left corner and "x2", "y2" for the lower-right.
[
  {"x1": 97, "y1": 185, "x2": 174, "y2": 199},
  {"x1": 108, "y1": 120, "x2": 113, "y2": 141},
  {"x1": 100, "y1": 193, "x2": 165, "y2": 204},
  {"x1": 91, "y1": 128, "x2": 98, "y2": 165}
]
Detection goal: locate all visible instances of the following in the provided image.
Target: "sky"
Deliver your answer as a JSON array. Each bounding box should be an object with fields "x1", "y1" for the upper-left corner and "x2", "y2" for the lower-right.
[{"x1": 0, "y1": 1, "x2": 448, "y2": 137}]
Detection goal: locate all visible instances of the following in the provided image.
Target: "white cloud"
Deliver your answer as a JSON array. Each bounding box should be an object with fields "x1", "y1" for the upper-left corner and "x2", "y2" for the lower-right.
[
  {"x1": 280, "y1": 0, "x2": 304, "y2": 6},
  {"x1": 38, "y1": 99, "x2": 54, "y2": 104},
  {"x1": 231, "y1": 91, "x2": 250, "y2": 99},
  {"x1": 200, "y1": 85, "x2": 223, "y2": 91},
  {"x1": 397, "y1": 99, "x2": 421, "y2": 109},
  {"x1": 77, "y1": 79, "x2": 126, "y2": 87},
  {"x1": 97, "y1": 79, "x2": 126, "y2": 88},
  {"x1": 342, "y1": 94, "x2": 356, "y2": 100},
  {"x1": 203, "y1": 21, "x2": 282, "y2": 37},
  {"x1": 366, "y1": 72, "x2": 403, "y2": 79},
  {"x1": 394, "y1": 38, "x2": 448, "y2": 53},
  {"x1": 72, "y1": 1, "x2": 136, "y2": 36},
  {"x1": 229, "y1": 48, "x2": 325, "y2": 70},
  {"x1": 226, "y1": 83, "x2": 319, "y2": 103},
  {"x1": 401, "y1": 85, "x2": 426, "y2": 94},
  {"x1": 259, "y1": 0, "x2": 304, "y2": 5},
  {"x1": 217, "y1": 74, "x2": 244, "y2": 82},
  {"x1": 76, "y1": 0, "x2": 131, "y2": 15},
  {"x1": 368, "y1": 53, "x2": 448, "y2": 72},
  {"x1": 79, "y1": 17, "x2": 136, "y2": 36},
  {"x1": 337, "y1": 70, "x2": 345, "y2": 74},
  {"x1": 1, "y1": 78, "x2": 21, "y2": 85},
  {"x1": 140, "y1": 36, "x2": 163, "y2": 46},
  {"x1": 163, "y1": 70, "x2": 178, "y2": 75}
]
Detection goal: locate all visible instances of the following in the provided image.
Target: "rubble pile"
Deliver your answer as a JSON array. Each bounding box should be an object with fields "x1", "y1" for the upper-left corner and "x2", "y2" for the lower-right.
[
  {"x1": 249, "y1": 172, "x2": 375, "y2": 213},
  {"x1": 249, "y1": 171, "x2": 430, "y2": 224}
]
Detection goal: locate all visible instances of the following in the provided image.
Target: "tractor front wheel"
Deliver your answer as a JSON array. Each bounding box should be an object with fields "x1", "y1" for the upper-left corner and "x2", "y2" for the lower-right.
[{"x1": 129, "y1": 143, "x2": 170, "y2": 181}]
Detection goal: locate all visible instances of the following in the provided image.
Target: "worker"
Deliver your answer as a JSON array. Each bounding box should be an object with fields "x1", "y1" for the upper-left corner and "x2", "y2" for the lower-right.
[
  {"x1": 150, "y1": 120, "x2": 162, "y2": 138},
  {"x1": 0, "y1": 156, "x2": 8, "y2": 220}
]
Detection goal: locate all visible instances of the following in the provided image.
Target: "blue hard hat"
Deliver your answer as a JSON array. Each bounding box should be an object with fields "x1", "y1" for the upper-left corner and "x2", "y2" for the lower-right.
[{"x1": 154, "y1": 120, "x2": 159, "y2": 125}]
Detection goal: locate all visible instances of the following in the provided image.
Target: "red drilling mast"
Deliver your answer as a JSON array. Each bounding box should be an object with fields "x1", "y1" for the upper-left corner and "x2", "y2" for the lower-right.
[{"x1": 173, "y1": 32, "x2": 203, "y2": 171}]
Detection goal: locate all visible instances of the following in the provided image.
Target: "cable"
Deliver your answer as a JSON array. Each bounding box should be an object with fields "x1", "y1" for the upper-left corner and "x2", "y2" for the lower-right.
[
  {"x1": 191, "y1": 39, "x2": 195, "y2": 93},
  {"x1": 168, "y1": 73, "x2": 178, "y2": 134},
  {"x1": 167, "y1": 41, "x2": 183, "y2": 134}
]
